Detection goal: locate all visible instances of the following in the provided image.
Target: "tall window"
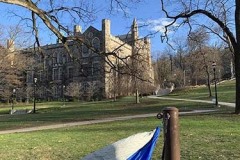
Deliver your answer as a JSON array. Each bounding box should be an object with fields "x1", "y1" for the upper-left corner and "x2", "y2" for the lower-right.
[
  {"x1": 48, "y1": 59, "x2": 52, "y2": 66},
  {"x1": 39, "y1": 70, "x2": 43, "y2": 81},
  {"x1": 82, "y1": 45, "x2": 89, "y2": 57},
  {"x1": 82, "y1": 63, "x2": 92, "y2": 76},
  {"x1": 52, "y1": 52, "x2": 57, "y2": 64},
  {"x1": 92, "y1": 37, "x2": 100, "y2": 51},
  {"x1": 58, "y1": 52, "x2": 63, "y2": 64},
  {"x1": 82, "y1": 40, "x2": 90, "y2": 57},
  {"x1": 27, "y1": 71, "x2": 33, "y2": 83},
  {"x1": 53, "y1": 68, "x2": 58, "y2": 80},
  {"x1": 59, "y1": 67, "x2": 63, "y2": 80},
  {"x1": 68, "y1": 67, "x2": 73, "y2": 79},
  {"x1": 62, "y1": 54, "x2": 66, "y2": 64},
  {"x1": 93, "y1": 62, "x2": 100, "y2": 75}
]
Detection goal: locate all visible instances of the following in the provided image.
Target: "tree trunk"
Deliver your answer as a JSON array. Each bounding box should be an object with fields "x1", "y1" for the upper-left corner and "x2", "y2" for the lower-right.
[
  {"x1": 206, "y1": 72, "x2": 212, "y2": 97},
  {"x1": 235, "y1": 0, "x2": 240, "y2": 114},
  {"x1": 135, "y1": 88, "x2": 139, "y2": 104},
  {"x1": 134, "y1": 76, "x2": 140, "y2": 104},
  {"x1": 234, "y1": 50, "x2": 240, "y2": 114}
]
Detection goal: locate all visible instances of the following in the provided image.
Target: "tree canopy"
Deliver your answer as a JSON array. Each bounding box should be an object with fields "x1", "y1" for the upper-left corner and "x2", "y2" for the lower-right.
[{"x1": 160, "y1": 0, "x2": 240, "y2": 114}]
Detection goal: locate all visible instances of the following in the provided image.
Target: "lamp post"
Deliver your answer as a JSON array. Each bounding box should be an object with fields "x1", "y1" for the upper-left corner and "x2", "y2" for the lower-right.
[
  {"x1": 33, "y1": 77, "x2": 37, "y2": 113},
  {"x1": 212, "y1": 62, "x2": 219, "y2": 107},
  {"x1": 11, "y1": 88, "x2": 16, "y2": 111}
]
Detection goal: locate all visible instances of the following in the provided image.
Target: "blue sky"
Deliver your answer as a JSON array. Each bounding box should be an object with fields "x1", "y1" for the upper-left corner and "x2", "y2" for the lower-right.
[
  {"x1": 0, "y1": 1, "x2": 174, "y2": 57},
  {"x1": 92, "y1": 1, "x2": 167, "y2": 55},
  {"x1": 0, "y1": 0, "x2": 234, "y2": 58}
]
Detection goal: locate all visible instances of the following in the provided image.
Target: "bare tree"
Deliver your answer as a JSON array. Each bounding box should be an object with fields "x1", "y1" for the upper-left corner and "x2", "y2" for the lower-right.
[
  {"x1": 0, "y1": 47, "x2": 29, "y2": 101},
  {"x1": 86, "y1": 81, "x2": 99, "y2": 101},
  {"x1": 160, "y1": 0, "x2": 240, "y2": 114},
  {"x1": 65, "y1": 82, "x2": 83, "y2": 101},
  {"x1": 0, "y1": 1, "x2": 140, "y2": 52},
  {"x1": 188, "y1": 28, "x2": 213, "y2": 97},
  {"x1": 0, "y1": 1, "x2": 155, "y2": 104}
]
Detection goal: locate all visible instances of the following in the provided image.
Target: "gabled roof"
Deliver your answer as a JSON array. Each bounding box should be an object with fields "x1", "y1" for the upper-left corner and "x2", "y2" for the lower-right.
[{"x1": 83, "y1": 26, "x2": 101, "y2": 35}]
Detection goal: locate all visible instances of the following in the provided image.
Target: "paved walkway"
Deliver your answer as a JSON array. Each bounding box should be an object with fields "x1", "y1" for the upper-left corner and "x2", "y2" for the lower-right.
[
  {"x1": 148, "y1": 96, "x2": 235, "y2": 107},
  {"x1": 0, "y1": 109, "x2": 216, "y2": 135},
  {"x1": 1, "y1": 96, "x2": 233, "y2": 135}
]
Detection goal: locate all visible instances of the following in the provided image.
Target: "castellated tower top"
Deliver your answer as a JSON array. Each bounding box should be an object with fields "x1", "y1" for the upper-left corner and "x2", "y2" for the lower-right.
[
  {"x1": 74, "y1": 25, "x2": 82, "y2": 36},
  {"x1": 102, "y1": 19, "x2": 111, "y2": 36}
]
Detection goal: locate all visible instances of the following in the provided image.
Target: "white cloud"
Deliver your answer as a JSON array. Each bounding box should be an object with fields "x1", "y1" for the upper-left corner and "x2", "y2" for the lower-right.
[
  {"x1": 151, "y1": 25, "x2": 166, "y2": 33},
  {"x1": 139, "y1": 18, "x2": 178, "y2": 34}
]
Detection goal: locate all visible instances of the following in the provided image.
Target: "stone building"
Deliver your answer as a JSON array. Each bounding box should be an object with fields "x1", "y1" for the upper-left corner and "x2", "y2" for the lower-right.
[{"x1": 25, "y1": 19, "x2": 154, "y2": 100}]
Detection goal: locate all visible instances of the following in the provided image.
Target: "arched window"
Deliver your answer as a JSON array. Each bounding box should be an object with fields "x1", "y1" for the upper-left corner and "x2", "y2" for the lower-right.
[
  {"x1": 52, "y1": 52, "x2": 57, "y2": 64},
  {"x1": 62, "y1": 54, "x2": 66, "y2": 64},
  {"x1": 58, "y1": 52, "x2": 63, "y2": 64},
  {"x1": 82, "y1": 40, "x2": 90, "y2": 57},
  {"x1": 92, "y1": 37, "x2": 100, "y2": 51}
]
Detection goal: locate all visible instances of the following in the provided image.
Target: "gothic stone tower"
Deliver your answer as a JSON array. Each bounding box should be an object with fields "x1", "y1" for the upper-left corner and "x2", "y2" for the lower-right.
[{"x1": 131, "y1": 18, "x2": 154, "y2": 83}]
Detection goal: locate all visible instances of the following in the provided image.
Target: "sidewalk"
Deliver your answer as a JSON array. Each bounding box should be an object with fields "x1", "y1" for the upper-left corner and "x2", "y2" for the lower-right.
[
  {"x1": 148, "y1": 96, "x2": 235, "y2": 107},
  {"x1": 0, "y1": 109, "x2": 216, "y2": 135}
]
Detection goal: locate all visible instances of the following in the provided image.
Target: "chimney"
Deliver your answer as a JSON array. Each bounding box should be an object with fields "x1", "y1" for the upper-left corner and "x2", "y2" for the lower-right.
[
  {"x1": 102, "y1": 19, "x2": 111, "y2": 53},
  {"x1": 74, "y1": 25, "x2": 82, "y2": 36},
  {"x1": 7, "y1": 39, "x2": 14, "y2": 52},
  {"x1": 102, "y1": 19, "x2": 111, "y2": 37}
]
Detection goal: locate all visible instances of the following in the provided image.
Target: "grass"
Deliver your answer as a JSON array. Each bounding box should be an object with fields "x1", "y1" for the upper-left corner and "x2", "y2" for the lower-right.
[
  {"x1": 167, "y1": 79, "x2": 236, "y2": 103},
  {"x1": 0, "y1": 97, "x2": 222, "y2": 131},
  {"x1": 0, "y1": 79, "x2": 238, "y2": 159},
  {"x1": 180, "y1": 113, "x2": 240, "y2": 159},
  {"x1": 0, "y1": 114, "x2": 239, "y2": 160}
]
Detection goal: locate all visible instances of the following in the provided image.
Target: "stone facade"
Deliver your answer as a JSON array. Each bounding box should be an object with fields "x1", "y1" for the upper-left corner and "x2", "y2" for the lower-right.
[{"x1": 25, "y1": 19, "x2": 154, "y2": 100}]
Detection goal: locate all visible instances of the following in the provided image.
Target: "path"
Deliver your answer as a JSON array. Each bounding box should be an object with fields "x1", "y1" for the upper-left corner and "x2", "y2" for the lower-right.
[
  {"x1": 0, "y1": 109, "x2": 216, "y2": 135},
  {"x1": 148, "y1": 96, "x2": 235, "y2": 107}
]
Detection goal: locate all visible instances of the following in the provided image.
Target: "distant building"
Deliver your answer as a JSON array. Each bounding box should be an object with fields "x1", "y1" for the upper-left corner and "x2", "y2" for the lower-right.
[{"x1": 24, "y1": 19, "x2": 154, "y2": 101}]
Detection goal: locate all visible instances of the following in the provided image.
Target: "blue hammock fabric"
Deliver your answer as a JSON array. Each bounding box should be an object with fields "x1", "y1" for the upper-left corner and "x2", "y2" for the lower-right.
[
  {"x1": 127, "y1": 127, "x2": 161, "y2": 160},
  {"x1": 82, "y1": 127, "x2": 161, "y2": 160}
]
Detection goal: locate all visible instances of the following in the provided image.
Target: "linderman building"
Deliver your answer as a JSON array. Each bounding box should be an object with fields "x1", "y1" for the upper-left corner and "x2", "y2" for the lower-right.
[{"x1": 24, "y1": 19, "x2": 154, "y2": 101}]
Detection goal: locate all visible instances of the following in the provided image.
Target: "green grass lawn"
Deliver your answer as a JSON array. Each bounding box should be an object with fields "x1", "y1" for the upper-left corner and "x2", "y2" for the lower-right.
[
  {"x1": 0, "y1": 96, "x2": 223, "y2": 131},
  {"x1": 0, "y1": 79, "x2": 238, "y2": 159},
  {"x1": 0, "y1": 114, "x2": 239, "y2": 160},
  {"x1": 167, "y1": 79, "x2": 236, "y2": 103}
]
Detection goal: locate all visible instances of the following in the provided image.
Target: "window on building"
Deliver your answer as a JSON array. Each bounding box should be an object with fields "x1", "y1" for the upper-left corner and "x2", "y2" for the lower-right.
[
  {"x1": 59, "y1": 67, "x2": 63, "y2": 80},
  {"x1": 53, "y1": 68, "x2": 58, "y2": 80},
  {"x1": 68, "y1": 67, "x2": 73, "y2": 79},
  {"x1": 82, "y1": 40, "x2": 90, "y2": 57},
  {"x1": 82, "y1": 63, "x2": 92, "y2": 76},
  {"x1": 92, "y1": 37, "x2": 100, "y2": 51},
  {"x1": 52, "y1": 53, "x2": 57, "y2": 64},
  {"x1": 39, "y1": 70, "x2": 43, "y2": 81},
  {"x1": 58, "y1": 52, "x2": 63, "y2": 64},
  {"x1": 48, "y1": 59, "x2": 52, "y2": 66},
  {"x1": 93, "y1": 62, "x2": 101, "y2": 75},
  {"x1": 27, "y1": 71, "x2": 33, "y2": 83},
  {"x1": 82, "y1": 45, "x2": 89, "y2": 57},
  {"x1": 75, "y1": 45, "x2": 82, "y2": 57},
  {"x1": 62, "y1": 54, "x2": 66, "y2": 64}
]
